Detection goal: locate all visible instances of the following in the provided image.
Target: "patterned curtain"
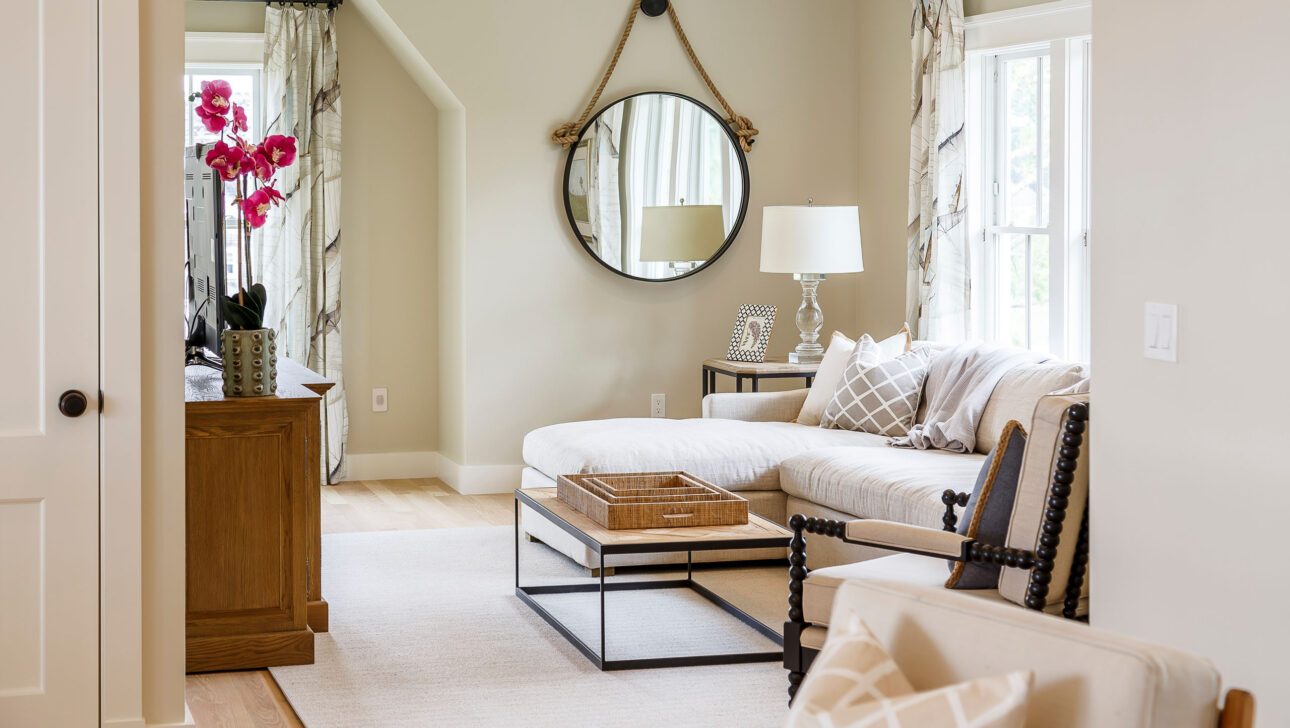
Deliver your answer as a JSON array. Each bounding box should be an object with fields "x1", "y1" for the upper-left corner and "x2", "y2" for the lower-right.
[
  {"x1": 260, "y1": 6, "x2": 347, "y2": 481},
  {"x1": 906, "y1": 0, "x2": 968, "y2": 342}
]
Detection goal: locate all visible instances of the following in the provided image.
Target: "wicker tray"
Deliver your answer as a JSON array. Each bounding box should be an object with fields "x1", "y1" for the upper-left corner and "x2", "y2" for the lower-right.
[{"x1": 556, "y1": 471, "x2": 749, "y2": 530}]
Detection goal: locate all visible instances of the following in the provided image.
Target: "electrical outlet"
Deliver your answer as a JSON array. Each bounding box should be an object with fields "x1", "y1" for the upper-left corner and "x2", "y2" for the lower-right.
[
  {"x1": 651, "y1": 393, "x2": 666, "y2": 418},
  {"x1": 372, "y1": 387, "x2": 389, "y2": 412}
]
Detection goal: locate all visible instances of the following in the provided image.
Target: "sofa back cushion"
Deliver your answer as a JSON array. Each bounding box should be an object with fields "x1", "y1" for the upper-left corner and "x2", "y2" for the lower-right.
[{"x1": 974, "y1": 361, "x2": 1085, "y2": 454}]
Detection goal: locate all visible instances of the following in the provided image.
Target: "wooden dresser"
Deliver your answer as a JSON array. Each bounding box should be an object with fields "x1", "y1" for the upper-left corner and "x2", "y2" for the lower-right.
[{"x1": 184, "y1": 358, "x2": 331, "y2": 673}]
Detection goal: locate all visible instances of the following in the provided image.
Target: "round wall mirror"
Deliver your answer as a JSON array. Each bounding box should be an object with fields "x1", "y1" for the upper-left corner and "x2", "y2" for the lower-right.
[{"x1": 562, "y1": 92, "x2": 750, "y2": 282}]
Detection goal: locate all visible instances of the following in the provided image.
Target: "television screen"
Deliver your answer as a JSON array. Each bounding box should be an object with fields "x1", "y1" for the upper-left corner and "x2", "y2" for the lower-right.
[{"x1": 184, "y1": 144, "x2": 226, "y2": 364}]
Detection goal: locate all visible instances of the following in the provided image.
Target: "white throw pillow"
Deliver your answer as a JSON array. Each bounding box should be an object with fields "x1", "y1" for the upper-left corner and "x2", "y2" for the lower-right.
[{"x1": 796, "y1": 324, "x2": 911, "y2": 426}]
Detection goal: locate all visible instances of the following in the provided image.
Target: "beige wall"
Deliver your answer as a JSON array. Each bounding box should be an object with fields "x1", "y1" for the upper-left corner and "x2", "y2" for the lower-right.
[
  {"x1": 185, "y1": 2, "x2": 441, "y2": 459},
  {"x1": 142, "y1": 0, "x2": 188, "y2": 724},
  {"x1": 337, "y1": 12, "x2": 439, "y2": 455},
  {"x1": 853, "y1": 0, "x2": 912, "y2": 336},
  {"x1": 1091, "y1": 1, "x2": 1290, "y2": 724},
  {"x1": 370, "y1": 0, "x2": 863, "y2": 472}
]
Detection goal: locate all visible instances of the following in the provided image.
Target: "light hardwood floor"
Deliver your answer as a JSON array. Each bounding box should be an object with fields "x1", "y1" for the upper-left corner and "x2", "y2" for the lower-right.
[{"x1": 186, "y1": 478, "x2": 512, "y2": 728}]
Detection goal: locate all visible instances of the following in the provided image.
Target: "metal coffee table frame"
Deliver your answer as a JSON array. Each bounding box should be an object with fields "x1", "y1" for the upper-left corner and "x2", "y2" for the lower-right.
[{"x1": 515, "y1": 489, "x2": 789, "y2": 671}]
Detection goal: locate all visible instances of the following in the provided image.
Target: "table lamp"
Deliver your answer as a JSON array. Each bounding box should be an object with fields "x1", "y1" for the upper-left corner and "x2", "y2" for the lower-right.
[
  {"x1": 640, "y1": 202, "x2": 725, "y2": 273},
  {"x1": 760, "y1": 202, "x2": 863, "y2": 363}
]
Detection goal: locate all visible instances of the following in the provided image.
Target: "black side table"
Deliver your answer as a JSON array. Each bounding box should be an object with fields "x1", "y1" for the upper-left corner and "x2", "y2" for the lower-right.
[{"x1": 702, "y1": 357, "x2": 817, "y2": 397}]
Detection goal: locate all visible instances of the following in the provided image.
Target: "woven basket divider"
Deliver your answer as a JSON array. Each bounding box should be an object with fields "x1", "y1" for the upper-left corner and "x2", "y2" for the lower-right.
[{"x1": 557, "y1": 471, "x2": 748, "y2": 529}]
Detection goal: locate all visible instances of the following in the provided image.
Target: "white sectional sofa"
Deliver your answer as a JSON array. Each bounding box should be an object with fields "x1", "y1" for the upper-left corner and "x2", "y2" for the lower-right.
[{"x1": 520, "y1": 350, "x2": 1085, "y2": 570}]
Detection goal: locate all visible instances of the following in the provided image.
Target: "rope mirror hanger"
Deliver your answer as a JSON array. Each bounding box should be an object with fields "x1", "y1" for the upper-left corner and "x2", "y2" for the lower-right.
[{"x1": 550, "y1": 0, "x2": 759, "y2": 153}]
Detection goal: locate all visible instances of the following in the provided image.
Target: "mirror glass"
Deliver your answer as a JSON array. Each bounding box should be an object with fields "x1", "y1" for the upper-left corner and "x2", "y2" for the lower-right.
[{"x1": 564, "y1": 92, "x2": 749, "y2": 281}]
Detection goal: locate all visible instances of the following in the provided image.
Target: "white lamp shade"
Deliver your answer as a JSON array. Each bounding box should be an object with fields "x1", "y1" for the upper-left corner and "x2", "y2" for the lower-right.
[
  {"x1": 640, "y1": 204, "x2": 726, "y2": 262},
  {"x1": 759, "y1": 205, "x2": 863, "y2": 274}
]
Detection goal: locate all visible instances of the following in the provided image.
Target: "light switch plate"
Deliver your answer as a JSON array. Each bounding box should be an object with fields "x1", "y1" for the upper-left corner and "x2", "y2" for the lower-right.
[
  {"x1": 372, "y1": 387, "x2": 389, "y2": 412},
  {"x1": 1144, "y1": 302, "x2": 1178, "y2": 362}
]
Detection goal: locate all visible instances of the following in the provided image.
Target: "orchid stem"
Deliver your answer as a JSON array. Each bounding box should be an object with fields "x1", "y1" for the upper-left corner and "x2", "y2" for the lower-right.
[{"x1": 236, "y1": 176, "x2": 245, "y2": 307}]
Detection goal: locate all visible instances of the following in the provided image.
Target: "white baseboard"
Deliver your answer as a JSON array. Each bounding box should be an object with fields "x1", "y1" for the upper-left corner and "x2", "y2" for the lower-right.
[
  {"x1": 436, "y1": 455, "x2": 522, "y2": 495},
  {"x1": 344, "y1": 451, "x2": 440, "y2": 481},
  {"x1": 341, "y1": 450, "x2": 520, "y2": 494}
]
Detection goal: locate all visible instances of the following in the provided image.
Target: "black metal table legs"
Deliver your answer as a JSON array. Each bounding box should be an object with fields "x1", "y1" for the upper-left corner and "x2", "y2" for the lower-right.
[{"x1": 515, "y1": 505, "x2": 783, "y2": 670}]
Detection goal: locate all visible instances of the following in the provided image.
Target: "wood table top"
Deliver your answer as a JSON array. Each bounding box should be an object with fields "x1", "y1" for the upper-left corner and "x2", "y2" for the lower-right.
[
  {"x1": 520, "y1": 487, "x2": 792, "y2": 548},
  {"x1": 186, "y1": 357, "x2": 334, "y2": 404},
  {"x1": 702, "y1": 357, "x2": 818, "y2": 375}
]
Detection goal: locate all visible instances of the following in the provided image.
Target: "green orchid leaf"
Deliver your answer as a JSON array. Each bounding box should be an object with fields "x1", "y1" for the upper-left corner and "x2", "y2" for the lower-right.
[
  {"x1": 221, "y1": 296, "x2": 264, "y2": 330},
  {"x1": 248, "y1": 283, "x2": 268, "y2": 317}
]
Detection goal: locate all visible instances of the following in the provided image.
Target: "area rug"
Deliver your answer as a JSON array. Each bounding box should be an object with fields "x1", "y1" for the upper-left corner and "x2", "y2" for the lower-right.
[{"x1": 270, "y1": 526, "x2": 792, "y2": 727}]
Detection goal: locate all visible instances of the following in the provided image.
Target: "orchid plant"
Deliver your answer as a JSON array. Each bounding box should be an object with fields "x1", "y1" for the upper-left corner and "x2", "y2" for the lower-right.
[{"x1": 189, "y1": 79, "x2": 297, "y2": 330}]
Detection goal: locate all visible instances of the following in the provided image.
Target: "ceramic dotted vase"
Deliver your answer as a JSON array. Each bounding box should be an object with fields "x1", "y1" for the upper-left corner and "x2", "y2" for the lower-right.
[{"x1": 220, "y1": 328, "x2": 278, "y2": 397}]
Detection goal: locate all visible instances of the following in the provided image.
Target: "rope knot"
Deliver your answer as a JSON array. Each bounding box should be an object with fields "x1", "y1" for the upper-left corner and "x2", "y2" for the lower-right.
[
  {"x1": 727, "y1": 115, "x2": 758, "y2": 153},
  {"x1": 551, "y1": 122, "x2": 581, "y2": 149}
]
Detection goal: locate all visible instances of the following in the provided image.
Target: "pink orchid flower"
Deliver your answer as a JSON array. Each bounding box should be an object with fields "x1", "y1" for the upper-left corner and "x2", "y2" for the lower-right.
[
  {"x1": 264, "y1": 185, "x2": 285, "y2": 206},
  {"x1": 230, "y1": 103, "x2": 248, "y2": 134},
  {"x1": 204, "y1": 141, "x2": 245, "y2": 182},
  {"x1": 200, "y1": 79, "x2": 233, "y2": 116},
  {"x1": 240, "y1": 188, "x2": 273, "y2": 228},
  {"x1": 261, "y1": 135, "x2": 297, "y2": 168},
  {"x1": 196, "y1": 105, "x2": 226, "y2": 134},
  {"x1": 250, "y1": 151, "x2": 275, "y2": 182}
]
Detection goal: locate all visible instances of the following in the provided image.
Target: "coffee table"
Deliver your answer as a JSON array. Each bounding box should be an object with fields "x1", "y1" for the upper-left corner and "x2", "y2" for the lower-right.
[{"x1": 515, "y1": 487, "x2": 791, "y2": 670}]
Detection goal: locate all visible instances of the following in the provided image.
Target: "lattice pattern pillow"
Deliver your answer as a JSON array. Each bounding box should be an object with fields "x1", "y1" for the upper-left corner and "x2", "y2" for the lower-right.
[
  {"x1": 820, "y1": 342, "x2": 931, "y2": 436},
  {"x1": 788, "y1": 611, "x2": 1032, "y2": 728}
]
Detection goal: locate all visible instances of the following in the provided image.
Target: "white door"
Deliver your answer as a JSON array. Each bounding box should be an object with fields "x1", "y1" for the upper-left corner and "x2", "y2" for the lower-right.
[{"x1": 0, "y1": 0, "x2": 101, "y2": 725}]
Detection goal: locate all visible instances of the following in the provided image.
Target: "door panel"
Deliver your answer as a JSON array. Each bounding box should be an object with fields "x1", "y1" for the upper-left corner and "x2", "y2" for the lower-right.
[
  {"x1": 0, "y1": 0, "x2": 101, "y2": 724},
  {"x1": 0, "y1": 501, "x2": 43, "y2": 694}
]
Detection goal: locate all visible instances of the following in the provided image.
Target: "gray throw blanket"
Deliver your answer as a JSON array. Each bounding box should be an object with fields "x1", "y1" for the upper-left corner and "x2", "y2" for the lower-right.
[{"x1": 890, "y1": 343, "x2": 1046, "y2": 453}]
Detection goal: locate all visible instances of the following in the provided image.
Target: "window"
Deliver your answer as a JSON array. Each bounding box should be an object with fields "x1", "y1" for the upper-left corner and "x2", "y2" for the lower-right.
[
  {"x1": 966, "y1": 35, "x2": 1091, "y2": 361},
  {"x1": 184, "y1": 64, "x2": 263, "y2": 296},
  {"x1": 184, "y1": 65, "x2": 263, "y2": 146}
]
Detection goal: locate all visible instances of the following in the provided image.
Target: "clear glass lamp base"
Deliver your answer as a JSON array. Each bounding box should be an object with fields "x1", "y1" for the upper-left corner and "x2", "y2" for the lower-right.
[
  {"x1": 788, "y1": 348, "x2": 824, "y2": 364},
  {"x1": 789, "y1": 273, "x2": 826, "y2": 364}
]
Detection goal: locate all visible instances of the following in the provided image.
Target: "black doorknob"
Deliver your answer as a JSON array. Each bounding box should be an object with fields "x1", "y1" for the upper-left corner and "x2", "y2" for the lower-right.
[{"x1": 58, "y1": 390, "x2": 89, "y2": 418}]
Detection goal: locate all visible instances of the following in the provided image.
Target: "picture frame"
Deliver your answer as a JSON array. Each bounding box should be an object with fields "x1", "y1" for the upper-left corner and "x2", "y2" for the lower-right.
[{"x1": 727, "y1": 304, "x2": 777, "y2": 362}]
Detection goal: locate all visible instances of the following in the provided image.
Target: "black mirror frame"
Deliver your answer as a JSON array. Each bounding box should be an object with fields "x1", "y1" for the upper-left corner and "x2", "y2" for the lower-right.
[{"x1": 561, "y1": 91, "x2": 751, "y2": 283}]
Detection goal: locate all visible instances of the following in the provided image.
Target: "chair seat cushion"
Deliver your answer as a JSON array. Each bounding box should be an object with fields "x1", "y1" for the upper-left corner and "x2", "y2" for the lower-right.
[
  {"x1": 523, "y1": 418, "x2": 887, "y2": 492},
  {"x1": 781, "y1": 446, "x2": 986, "y2": 527},
  {"x1": 803, "y1": 553, "x2": 1007, "y2": 625}
]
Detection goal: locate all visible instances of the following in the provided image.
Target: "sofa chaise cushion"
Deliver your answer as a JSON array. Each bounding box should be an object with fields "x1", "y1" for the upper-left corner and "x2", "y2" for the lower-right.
[
  {"x1": 781, "y1": 446, "x2": 986, "y2": 527},
  {"x1": 522, "y1": 418, "x2": 888, "y2": 491}
]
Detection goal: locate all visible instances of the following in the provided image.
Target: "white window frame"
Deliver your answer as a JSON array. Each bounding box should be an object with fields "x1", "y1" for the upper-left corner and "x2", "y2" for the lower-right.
[
  {"x1": 184, "y1": 32, "x2": 266, "y2": 144},
  {"x1": 965, "y1": 0, "x2": 1092, "y2": 361},
  {"x1": 183, "y1": 64, "x2": 264, "y2": 144}
]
